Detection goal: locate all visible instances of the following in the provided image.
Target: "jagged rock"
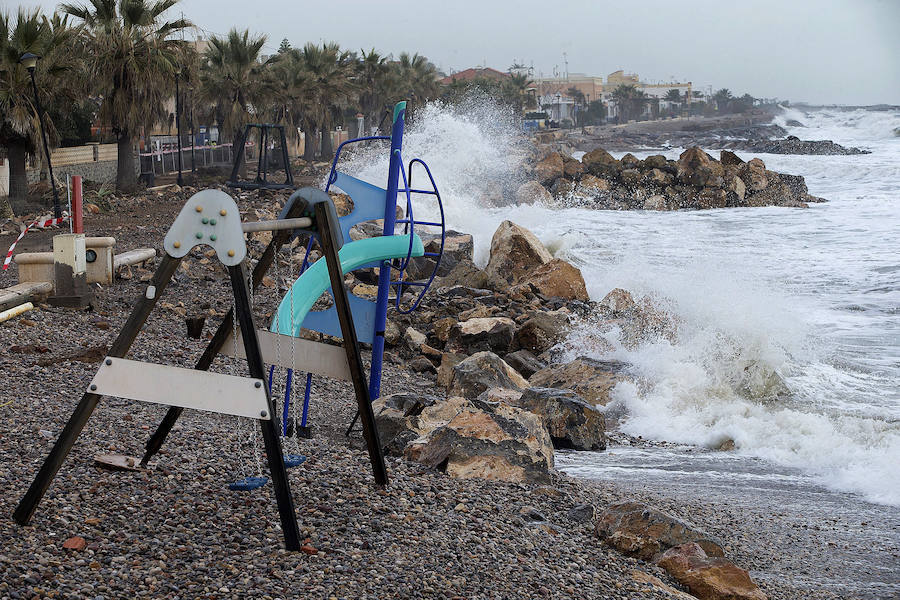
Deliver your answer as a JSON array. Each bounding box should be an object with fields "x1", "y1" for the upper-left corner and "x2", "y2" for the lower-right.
[
  {"x1": 533, "y1": 152, "x2": 565, "y2": 184},
  {"x1": 677, "y1": 147, "x2": 725, "y2": 188},
  {"x1": 484, "y1": 221, "x2": 552, "y2": 285},
  {"x1": 406, "y1": 356, "x2": 437, "y2": 373},
  {"x1": 738, "y1": 158, "x2": 768, "y2": 192},
  {"x1": 515, "y1": 258, "x2": 589, "y2": 301},
  {"x1": 562, "y1": 155, "x2": 585, "y2": 177},
  {"x1": 550, "y1": 178, "x2": 575, "y2": 200},
  {"x1": 620, "y1": 168, "x2": 641, "y2": 186},
  {"x1": 657, "y1": 543, "x2": 767, "y2": 600},
  {"x1": 529, "y1": 357, "x2": 626, "y2": 406},
  {"x1": 435, "y1": 259, "x2": 490, "y2": 289},
  {"x1": 447, "y1": 316, "x2": 516, "y2": 354},
  {"x1": 404, "y1": 402, "x2": 554, "y2": 483},
  {"x1": 574, "y1": 174, "x2": 610, "y2": 198},
  {"x1": 512, "y1": 387, "x2": 606, "y2": 450},
  {"x1": 449, "y1": 351, "x2": 529, "y2": 399},
  {"x1": 697, "y1": 187, "x2": 727, "y2": 209},
  {"x1": 620, "y1": 153, "x2": 641, "y2": 169},
  {"x1": 582, "y1": 148, "x2": 620, "y2": 177},
  {"x1": 568, "y1": 503, "x2": 596, "y2": 523},
  {"x1": 433, "y1": 317, "x2": 456, "y2": 343},
  {"x1": 644, "y1": 168, "x2": 673, "y2": 187},
  {"x1": 719, "y1": 150, "x2": 744, "y2": 167},
  {"x1": 515, "y1": 181, "x2": 553, "y2": 205},
  {"x1": 403, "y1": 327, "x2": 427, "y2": 352},
  {"x1": 643, "y1": 194, "x2": 666, "y2": 211},
  {"x1": 600, "y1": 288, "x2": 635, "y2": 313},
  {"x1": 407, "y1": 231, "x2": 474, "y2": 279},
  {"x1": 503, "y1": 349, "x2": 547, "y2": 379},
  {"x1": 437, "y1": 352, "x2": 465, "y2": 388},
  {"x1": 641, "y1": 154, "x2": 668, "y2": 170},
  {"x1": 373, "y1": 393, "x2": 468, "y2": 455},
  {"x1": 473, "y1": 387, "x2": 523, "y2": 412},
  {"x1": 726, "y1": 175, "x2": 746, "y2": 203},
  {"x1": 596, "y1": 502, "x2": 725, "y2": 561},
  {"x1": 514, "y1": 310, "x2": 571, "y2": 353}
]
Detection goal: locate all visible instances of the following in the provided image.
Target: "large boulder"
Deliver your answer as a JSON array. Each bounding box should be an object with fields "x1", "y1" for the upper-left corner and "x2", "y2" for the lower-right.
[
  {"x1": 677, "y1": 147, "x2": 725, "y2": 188},
  {"x1": 372, "y1": 392, "x2": 468, "y2": 454},
  {"x1": 562, "y1": 155, "x2": 585, "y2": 177},
  {"x1": 574, "y1": 174, "x2": 610, "y2": 198},
  {"x1": 515, "y1": 181, "x2": 553, "y2": 205},
  {"x1": 515, "y1": 258, "x2": 589, "y2": 301},
  {"x1": 484, "y1": 221, "x2": 552, "y2": 285},
  {"x1": 404, "y1": 403, "x2": 554, "y2": 483},
  {"x1": 738, "y1": 158, "x2": 768, "y2": 192},
  {"x1": 533, "y1": 152, "x2": 565, "y2": 184},
  {"x1": 514, "y1": 310, "x2": 571, "y2": 354},
  {"x1": 529, "y1": 357, "x2": 627, "y2": 406},
  {"x1": 434, "y1": 259, "x2": 490, "y2": 290},
  {"x1": 513, "y1": 387, "x2": 606, "y2": 450},
  {"x1": 657, "y1": 543, "x2": 767, "y2": 600},
  {"x1": 449, "y1": 351, "x2": 529, "y2": 399},
  {"x1": 503, "y1": 349, "x2": 547, "y2": 379},
  {"x1": 447, "y1": 316, "x2": 516, "y2": 355},
  {"x1": 596, "y1": 502, "x2": 725, "y2": 561},
  {"x1": 582, "y1": 148, "x2": 620, "y2": 177},
  {"x1": 719, "y1": 150, "x2": 744, "y2": 167}
]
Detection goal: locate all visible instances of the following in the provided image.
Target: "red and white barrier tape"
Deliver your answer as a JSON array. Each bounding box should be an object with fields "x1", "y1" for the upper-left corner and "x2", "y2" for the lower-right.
[{"x1": 2, "y1": 213, "x2": 70, "y2": 271}]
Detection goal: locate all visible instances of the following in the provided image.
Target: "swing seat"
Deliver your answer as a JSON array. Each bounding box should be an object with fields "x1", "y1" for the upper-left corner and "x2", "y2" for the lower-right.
[
  {"x1": 228, "y1": 476, "x2": 268, "y2": 491},
  {"x1": 284, "y1": 454, "x2": 307, "y2": 468},
  {"x1": 272, "y1": 233, "x2": 425, "y2": 337}
]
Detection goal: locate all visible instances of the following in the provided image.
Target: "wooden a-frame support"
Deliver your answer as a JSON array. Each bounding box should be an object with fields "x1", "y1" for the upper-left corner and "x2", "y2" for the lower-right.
[{"x1": 12, "y1": 192, "x2": 388, "y2": 552}]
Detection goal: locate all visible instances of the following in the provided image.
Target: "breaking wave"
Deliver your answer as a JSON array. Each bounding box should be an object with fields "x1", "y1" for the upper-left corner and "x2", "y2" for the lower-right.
[{"x1": 344, "y1": 98, "x2": 900, "y2": 506}]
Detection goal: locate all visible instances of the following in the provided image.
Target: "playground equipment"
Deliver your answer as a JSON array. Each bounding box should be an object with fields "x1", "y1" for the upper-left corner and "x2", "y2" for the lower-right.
[
  {"x1": 12, "y1": 185, "x2": 415, "y2": 550},
  {"x1": 13, "y1": 101, "x2": 446, "y2": 551},
  {"x1": 266, "y1": 100, "x2": 445, "y2": 437},
  {"x1": 226, "y1": 123, "x2": 294, "y2": 190}
]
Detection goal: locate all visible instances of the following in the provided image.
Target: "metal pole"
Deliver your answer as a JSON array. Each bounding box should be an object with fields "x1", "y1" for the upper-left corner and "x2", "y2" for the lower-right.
[
  {"x1": 175, "y1": 72, "x2": 183, "y2": 186},
  {"x1": 368, "y1": 101, "x2": 406, "y2": 402},
  {"x1": 28, "y1": 68, "x2": 61, "y2": 219},
  {"x1": 189, "y1": 94, "x2": 196, "y2": 173}
]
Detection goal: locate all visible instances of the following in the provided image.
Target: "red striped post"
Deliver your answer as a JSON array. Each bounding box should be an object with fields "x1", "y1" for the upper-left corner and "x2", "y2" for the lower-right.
[{"x1": 71, "y1": 176, "x2": 83, "y2": 234}]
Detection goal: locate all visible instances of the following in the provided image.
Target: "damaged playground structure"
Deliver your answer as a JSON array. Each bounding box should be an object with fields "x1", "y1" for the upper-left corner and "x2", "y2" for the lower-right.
[{"x1": 9, "y1": 101, "x2": 448, "y2": 551}]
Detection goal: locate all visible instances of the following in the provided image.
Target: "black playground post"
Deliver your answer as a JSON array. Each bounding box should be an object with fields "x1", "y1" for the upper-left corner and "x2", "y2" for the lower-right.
[
  {"x1": 314, "y1": 200, "x2": 388, "y2": 486},
  {"x1": 228, "y1": 261, "x2": 302, "y2": 551}
]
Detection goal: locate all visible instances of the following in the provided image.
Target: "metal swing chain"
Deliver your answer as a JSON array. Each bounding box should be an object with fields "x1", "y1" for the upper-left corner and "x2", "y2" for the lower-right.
[{"x1": 247, "y1": 265, "x2": 263, "y2": 477}]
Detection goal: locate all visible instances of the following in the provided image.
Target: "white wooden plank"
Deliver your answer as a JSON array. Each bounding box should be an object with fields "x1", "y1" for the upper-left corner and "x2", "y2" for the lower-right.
[
  {"x1": 89, "y1": 357, "x2": 271, "y2": 419},
  {"x1": 221, "y1": 329, "x2": 352, "y2": 382}
]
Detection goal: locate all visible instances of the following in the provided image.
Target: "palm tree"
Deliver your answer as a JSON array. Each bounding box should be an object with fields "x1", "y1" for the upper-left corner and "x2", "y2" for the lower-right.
[
  {"x1": 62, "y1": 0, "x2": 190, "y2": 192},
  {"x1": 713, "y1": 88, "x2": 733, "y2": 113},
  {"x1": 295, "y1": 42, "x2": 356, "y2": 160},
  {"x1": 198, "y1": 28, "x2": 271, "y2": 161},
  {"x1": 0, "y1": 8, "x2": 79, "y2": 216},
  {"x1": 392, "y1": 52, "x2": 438, "y2": 119},
  {"x1": 611, "y1": 84, "x2": 648, "y2": 122},
  {"x1": 356, "y1": 48, "x2": 393, "y2": 135}
]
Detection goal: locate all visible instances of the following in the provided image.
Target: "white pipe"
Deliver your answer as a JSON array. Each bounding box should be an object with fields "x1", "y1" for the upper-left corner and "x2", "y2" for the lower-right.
[
  {"x1": 241, "y1": 217, "x2": 312, "y2": 233},
  {"x1": 0, "y1": 302, "x2": 34, "y2": 324}
]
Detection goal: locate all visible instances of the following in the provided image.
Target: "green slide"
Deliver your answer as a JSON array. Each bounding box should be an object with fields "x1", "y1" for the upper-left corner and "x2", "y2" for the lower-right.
[{"x1": 271, "y1": 234, "x2": 424, "y2": 337}]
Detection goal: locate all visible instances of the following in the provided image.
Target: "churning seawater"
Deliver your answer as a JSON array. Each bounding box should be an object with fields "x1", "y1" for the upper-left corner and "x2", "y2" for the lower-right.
[{"x1": 343, "y1": 102, "x2": 900, "y2": 508}]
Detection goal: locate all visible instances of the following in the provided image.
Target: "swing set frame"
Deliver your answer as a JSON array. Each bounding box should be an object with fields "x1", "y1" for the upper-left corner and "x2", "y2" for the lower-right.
[{"x1": 12, "y1": 189, "x2": 386, "y2": 552}]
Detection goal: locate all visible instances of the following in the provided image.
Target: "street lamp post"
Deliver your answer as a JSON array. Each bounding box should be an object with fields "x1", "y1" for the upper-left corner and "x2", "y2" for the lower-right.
[
  {"x1": 174, "y1": 68, "x2": 184, "y2": 186},
  {"x1": 189, "y1": 86, "x2": 196, "y2": 173},
  {"x1": 19, "y1": 53, "x2": 61, "y2": 219}
]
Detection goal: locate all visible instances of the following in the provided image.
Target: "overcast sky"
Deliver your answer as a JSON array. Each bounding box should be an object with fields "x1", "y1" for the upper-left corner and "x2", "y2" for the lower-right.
[{"x1": 24, "y1": 0, "x2": 900, "y2": 104}]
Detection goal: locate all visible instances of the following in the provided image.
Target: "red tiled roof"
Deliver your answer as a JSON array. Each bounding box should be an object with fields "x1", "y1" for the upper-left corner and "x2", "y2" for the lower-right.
[{"x1": 440, "y1": 67, "x2": 510, "y2": 85}]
